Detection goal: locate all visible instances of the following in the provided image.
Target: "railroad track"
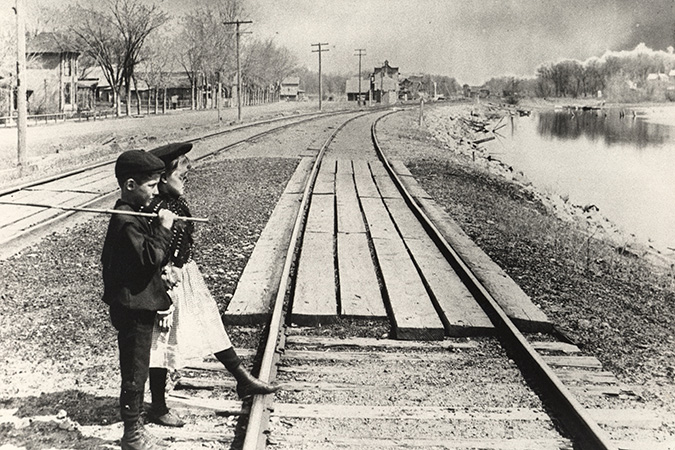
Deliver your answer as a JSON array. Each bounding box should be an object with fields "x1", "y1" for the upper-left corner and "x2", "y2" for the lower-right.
[
  {"x1": 7, "y1": 109, "x2": 672, "y2": 449},
  {"x1": 0, "y1": 108, "x2": 366, "y2": 259}
]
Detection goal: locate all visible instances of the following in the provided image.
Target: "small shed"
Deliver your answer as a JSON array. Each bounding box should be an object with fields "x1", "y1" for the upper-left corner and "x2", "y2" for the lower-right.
[
  {"x1": 280, "y1": 77, "x2": 300, "y2": 101},
  {"x1": 345, "y1": 77, "x2": 370, "y2": 102}
]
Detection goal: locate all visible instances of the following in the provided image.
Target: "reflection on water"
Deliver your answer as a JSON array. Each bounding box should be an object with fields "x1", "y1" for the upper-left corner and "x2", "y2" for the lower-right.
[
  {"x1": 535, "y1": 109, "x2": 670, "y2": 148},
  {"x1": 487, "y1": 107, "x2": 675, "y2": 250}
]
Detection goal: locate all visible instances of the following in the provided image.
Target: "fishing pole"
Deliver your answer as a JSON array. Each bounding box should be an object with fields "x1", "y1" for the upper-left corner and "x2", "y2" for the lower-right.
[{"x1": 0, "y1": 200, "x2": 209, "y2": 223}]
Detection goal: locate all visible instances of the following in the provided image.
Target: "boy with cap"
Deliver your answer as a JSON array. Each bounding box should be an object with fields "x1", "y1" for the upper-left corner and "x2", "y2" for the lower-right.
[{"x1": 101, "y1": 149, "x2": 177, "y2": 450}]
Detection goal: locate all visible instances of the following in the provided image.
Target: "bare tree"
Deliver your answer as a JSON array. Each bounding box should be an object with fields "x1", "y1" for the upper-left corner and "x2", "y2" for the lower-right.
[
  {"x1": 67, "y1": 0, "x2": 167, "y2": 116},
  {"x1": 176, "y1": 0, "x2": 243, "y2": 109}
]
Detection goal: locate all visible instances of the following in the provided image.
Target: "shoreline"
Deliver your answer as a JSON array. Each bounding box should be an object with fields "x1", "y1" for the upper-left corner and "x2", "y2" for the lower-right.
[{"x1": 426, "y1": 101, "x2": 675, "y2": 270}]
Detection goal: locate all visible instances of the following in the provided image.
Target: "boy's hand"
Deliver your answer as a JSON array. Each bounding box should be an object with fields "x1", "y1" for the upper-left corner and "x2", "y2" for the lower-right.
[
  {"x1": 156, "y1": 305, "x2": 174, "y2": 332},
  {"x1": 158, "y1": 209, "x2": 177, "y2": 230}
]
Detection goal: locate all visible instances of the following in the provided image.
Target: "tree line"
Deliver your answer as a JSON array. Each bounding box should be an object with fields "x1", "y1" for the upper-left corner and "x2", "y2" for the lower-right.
[{"x1": 486, "y1": 44, "x2": 675, "y2": 103}]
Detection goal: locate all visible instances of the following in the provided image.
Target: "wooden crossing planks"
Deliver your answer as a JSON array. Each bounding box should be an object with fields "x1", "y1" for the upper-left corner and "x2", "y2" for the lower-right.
[
  {"x1": 293, "y1": 189, "x2": 337, "y2": 324},
  {"x1": 304, "y1": 194, "x2": 334, "y2": 234},
  {"x1": 335, "y1": 173, "x2": 365, "y2": 234},
  {"x1": 415, "y1": 196, "x2": 551, "y2": 332},
  {"x1": 337, "y1": 232, "x2": 386, "y2": 318},
  {"x1": 313, "y1": 159, "x2": 335, "y2": 195},
  {"x1": 353, "y1": 160, "x2": 379, "y2": 198},
  {"x1": 384, "y1": 197, "x2": 493, "y2": 335},
  {"x1": 223, "y1": 193, "x2": 302, "y2": 324},
  {"x1": 360, "y1": 196, "x2": 445, "y2": 340},
  {"x1": 292, "y1": 231, "x2": 337, "y2": 324},
  {"x1": 284, "y1": 157, "x2": 314, "y2": 194}
]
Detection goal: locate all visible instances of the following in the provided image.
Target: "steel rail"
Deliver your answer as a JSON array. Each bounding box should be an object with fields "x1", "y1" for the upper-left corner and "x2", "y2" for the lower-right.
[
  {"x1": 0, "y1": 108, "x2": 358, "y2": 198},
  {"x1": 370, "y1": 113, "x2": 617, "y2": 450},
  {"x1": 0, "y1": 110, "x2": 367, "y2": 257},
  {"x1": 240, "y1": 111, "x2": 380, "y2": 450}
]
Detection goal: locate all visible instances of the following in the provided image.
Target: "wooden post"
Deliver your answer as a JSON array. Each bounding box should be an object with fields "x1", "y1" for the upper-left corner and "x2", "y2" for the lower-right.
[
  {"x1": 311, "y1": 42, "x2": 329, "y2": 112},
  {"x1": 15, "y1": 0, "x2": 27, "y2": 166},
  {"x1": 419, "y1": 97, "x2": 424, "y2": 125}
]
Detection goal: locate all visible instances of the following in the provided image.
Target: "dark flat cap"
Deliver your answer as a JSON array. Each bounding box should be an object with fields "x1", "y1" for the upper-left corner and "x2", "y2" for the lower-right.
[
  {"x1": 150, "y1": 142, "x2": 193, "y2": 164},
  {"x1": 115, "y1": 150, "x2": 165, "y2": 179}
]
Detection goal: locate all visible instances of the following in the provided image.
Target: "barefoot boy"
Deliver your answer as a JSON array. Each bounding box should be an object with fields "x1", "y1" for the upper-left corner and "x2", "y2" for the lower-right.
[{"x1": 101, "y1": 150, "x2": 176, "y2": 450}]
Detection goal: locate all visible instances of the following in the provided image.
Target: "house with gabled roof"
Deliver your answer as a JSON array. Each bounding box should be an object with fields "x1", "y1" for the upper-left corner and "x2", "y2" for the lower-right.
[
  {"x1": 25, "y1": 32, "x2": 80, "y2": 114},
  {"x1": 372, "y1": 60, "x2": 399, "y2": 104}
]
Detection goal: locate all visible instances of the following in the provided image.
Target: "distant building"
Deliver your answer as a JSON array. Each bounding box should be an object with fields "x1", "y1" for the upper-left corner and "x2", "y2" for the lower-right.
[
  {"x1": 372, "y1": 60, "x2": 399, "y2": 105},
  {"x1": 280, "y1": 77, "x2": 301, "y2": 101},
  {"x1": 647, "y1": 73, "x2": 669, "y2": 82},
  {"x1": 345, "y1": 77, "x2": 370, "y2": 102},
  {"x1": 25, "y1": 32, "x2": 80, "y2": 114}
]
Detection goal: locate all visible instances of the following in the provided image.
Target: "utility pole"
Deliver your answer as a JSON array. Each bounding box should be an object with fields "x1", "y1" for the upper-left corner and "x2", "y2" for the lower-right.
[
  {"x1": 224, "y1": 20, "x2": 252, "y2": 122},
  {"x1": 354, "y1": 48, "x2": 366, "y2": 106},
  {"x1": 15, "y1": 0, "x2": 27, "y2": 167},
  {"x1": 311, "y1": 43, "x2": 328, "y2": 111}
]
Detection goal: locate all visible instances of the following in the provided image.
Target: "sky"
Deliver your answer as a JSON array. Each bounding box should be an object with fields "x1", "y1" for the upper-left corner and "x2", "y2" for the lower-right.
[{"x1": 7, "y1": 0, "x2": 675, "y2": 85}]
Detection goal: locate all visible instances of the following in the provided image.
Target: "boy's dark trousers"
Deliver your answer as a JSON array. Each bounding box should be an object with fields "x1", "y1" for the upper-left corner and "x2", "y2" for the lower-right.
[{"x1": 110, "y1": 303, "x2": 156, "y2": 426}]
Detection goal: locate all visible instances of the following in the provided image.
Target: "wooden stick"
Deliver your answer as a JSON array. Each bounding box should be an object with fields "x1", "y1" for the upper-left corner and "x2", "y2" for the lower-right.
[{"x1": 0, "y1": 200, "x2": 209, "y2": 223}]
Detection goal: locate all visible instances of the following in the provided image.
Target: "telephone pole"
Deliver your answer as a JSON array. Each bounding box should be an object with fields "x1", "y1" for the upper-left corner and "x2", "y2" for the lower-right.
[
  {"x1": 311, "y1": 43, "x2": 328, "y2": 111},
  {"x1": 224, "y1": 20, "x2": 252, "y2": 122},
  {"x1": 15, "y1": 0, "x2": 27, "y2": 166},
  {"x1": 354, "y1": 49, "x2": 366, "y2": 106}
]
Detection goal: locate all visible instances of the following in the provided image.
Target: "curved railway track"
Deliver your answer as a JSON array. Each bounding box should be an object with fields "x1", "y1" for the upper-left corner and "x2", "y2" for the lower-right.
[
  {"x1": 0, "y1": 108, "x2": 365, "y2": 259},
  {"x1": 4, "y1": 109, "x2": 672, "y2": 449}
]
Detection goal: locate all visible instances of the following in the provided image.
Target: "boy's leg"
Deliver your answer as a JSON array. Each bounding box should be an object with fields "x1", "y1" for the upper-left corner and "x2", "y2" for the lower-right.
[{"x1": 113, "y1": 305, "x2": 162, "y2": 448}]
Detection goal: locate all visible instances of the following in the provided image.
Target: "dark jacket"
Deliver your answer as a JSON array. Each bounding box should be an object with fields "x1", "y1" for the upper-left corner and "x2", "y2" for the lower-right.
[{"x1": 101, "y1": 199, "x2": 172, "y2": 311}]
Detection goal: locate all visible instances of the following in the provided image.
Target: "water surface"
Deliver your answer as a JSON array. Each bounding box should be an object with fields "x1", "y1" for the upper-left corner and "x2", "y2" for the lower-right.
[{"x1": 484, "y1": 107, "x2": 675, "y2": 250}]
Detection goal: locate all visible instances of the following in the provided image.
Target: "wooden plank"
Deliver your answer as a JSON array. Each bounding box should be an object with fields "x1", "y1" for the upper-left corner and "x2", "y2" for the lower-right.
[
  {"x1": 530, "y1": 341, "x2": 581, "y2": 354},
  {"x1": 283, "y1": 157, "x2": 314, "y2": 194},
  {"x1": 280, "y1": 349, "x2": 470, "y2": 362},
  {"x1": 314, "y1": 159, "x2": 335, "y2": 194},
  {"x1": 285, "y1": 335, "x2": 479, "y2": 350},
  {"x1": 335, "y1": 158, "x2": 353, "y2": 174},
  {"x1": 372, "y1": 236, "x2": 444, "y2": 340},
  {"x1": 417, "y1": 196, "x2": 551, "y2": 332},
  {"x1": 588, "y1": 408, "x2": 675, "y2": 428},
  {"x1": 223, "y1": 193, "x2": 301, "y2": 324},
  {"x1": 389, "y1": 160, "x2": 413, "y2": 177},
  {"x1": 167, "y1": 395, "x2": 245, "y2": 414},
  {"x1": 272, "y1": 404, "x2": 550, "y2": 420},
  {"x1": 292, "y1": 231, "x2": 337, "y2": 325},
  {"x1": 353, "y1": 160, "x2": 380, "y2": 198},
  {"x1": 305, "y1": 194, "x2": 334, "y2": 234},
  {"x1": 337, "y1": 232, "x2": 386, "y2": 318},
  {"x1": 335, "y1": 173, "x2": 366, "y2": 234},
  {"x1": 359, "y1": 197, "x2": 396, "y2": 240},
  {"x1": 543, "y1": 355, "x2": 604, "y2": 369},
  {"x1": 274, "y1": 436, "x2": 571, "y2": 450},
  {"x1": 384, "y1": 197, "x2": 493, "y2": 336},
  {"x1": 553, "y1": 368, "x2": 618, "y2": 385},
  {"x1": 368, "y1": 161, "x2": 389, "y2": 176},
  {"x1": 398, "y1": 174, "x2": 434, "y2": 200},
  {"x1": 360, "y1": 196, "x2": 444, "y2": 340},
  {"x1": 373, "y1": 174, "x2": 402, "y2": 199}
]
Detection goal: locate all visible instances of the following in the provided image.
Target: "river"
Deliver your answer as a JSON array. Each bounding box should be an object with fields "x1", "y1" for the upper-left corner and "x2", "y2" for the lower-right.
[{"x1": 482, "y1": 106, "x2": 675, "y2": 252}]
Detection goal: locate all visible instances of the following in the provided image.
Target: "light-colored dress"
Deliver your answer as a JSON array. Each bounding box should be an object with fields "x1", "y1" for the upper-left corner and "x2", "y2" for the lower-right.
[
  {"x1": 150, "y1": 261, "x2": 232, "y2": 370},
  {"x1": 147, "y1": 194, "x2": 232, "y2": 371}
]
